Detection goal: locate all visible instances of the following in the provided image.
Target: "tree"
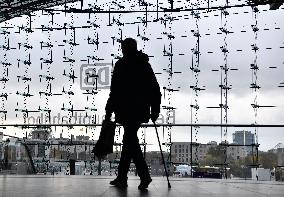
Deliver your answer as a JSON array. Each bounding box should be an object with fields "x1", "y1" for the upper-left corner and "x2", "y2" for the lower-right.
[
  {"x1": 202, "y1": 146, "x2": 227, "y2": 166},
  {"x1": 258, "y1": 151, "x2": 277, "y2": 169}
]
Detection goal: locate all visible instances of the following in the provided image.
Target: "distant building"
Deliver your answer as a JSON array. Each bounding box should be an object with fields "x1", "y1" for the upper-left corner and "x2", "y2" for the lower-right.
[
  {"x1": 268, "y1": 143, "x2": 284, "y2": 154},
  {"x1": 233, "y1": 130, "x2": 256, "y2": 154},
  {"x1": 171, "y1": 142, "x2": 192, "y2": 163},
  {"x1": 171, "y1": 141, "x2": 248, "y2": 164},
  {"x1": 233, "y1": 130, "x2": 255, "y2": 145},
  {"x1": 15, "y1": 128, "x2": 96, "y2": 162},
  {"x1": 0, "y1": 129, "x2": 97, "y2": 174},
  {"x1": 145, "y1": 151, "x2": 170, "y2": 176},
  {"x1": 25, "y1": 128, "x2": 52, "y2": 159},
  {"x1": 171, "y1": 141, "x2": 218, "y2": 163},
  {"x1": 31, "y1": 128, "x2": 51, "y2": 140},
  {"x1": 277, "y1": 148, "x2": 284, "y2": 166},
  {"x1": 269, "y1": 143, "x2": 284, "y2": 166},
  {"x1": 226, "y1": 145, "x2": 248, "y2": 160},
  {"x1": 48, "y1": 134, "x2": 96, "y2": 161}
]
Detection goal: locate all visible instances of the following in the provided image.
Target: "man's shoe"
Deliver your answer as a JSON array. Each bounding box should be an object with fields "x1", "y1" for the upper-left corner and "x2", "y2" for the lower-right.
[
  {"x1": 109, "y1": 178, "x2": 128, "y2": 188},
  {"x1": 138, "y1": 178, "x2": 152, "y2": 190}
]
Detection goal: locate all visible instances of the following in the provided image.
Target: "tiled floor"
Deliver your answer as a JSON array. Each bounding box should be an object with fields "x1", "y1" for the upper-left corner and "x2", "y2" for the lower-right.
[{"x1": 1, "y1": 175, "x2": 284, "y2": 197}]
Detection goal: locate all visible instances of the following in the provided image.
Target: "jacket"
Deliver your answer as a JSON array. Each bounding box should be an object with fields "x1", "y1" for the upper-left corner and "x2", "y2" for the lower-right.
[{"x1": 105, "y1": 50, "x2": 161, "y2": 124}]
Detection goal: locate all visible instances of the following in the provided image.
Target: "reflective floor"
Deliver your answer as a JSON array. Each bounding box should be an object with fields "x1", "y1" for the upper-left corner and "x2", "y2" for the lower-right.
[{"x1": 1, "y1": 175, "x2": 284, "y2": 197}]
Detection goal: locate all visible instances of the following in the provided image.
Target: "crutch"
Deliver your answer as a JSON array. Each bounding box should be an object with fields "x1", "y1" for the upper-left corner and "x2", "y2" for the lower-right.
[{"x1": 153, "y1": 120, "x2": 171, "y2": 189}]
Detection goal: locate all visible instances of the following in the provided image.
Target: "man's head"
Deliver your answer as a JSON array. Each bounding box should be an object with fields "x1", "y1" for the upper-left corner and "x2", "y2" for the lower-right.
[{"x1": 121, "y1": 38, "x2": 137, "y2": 56}]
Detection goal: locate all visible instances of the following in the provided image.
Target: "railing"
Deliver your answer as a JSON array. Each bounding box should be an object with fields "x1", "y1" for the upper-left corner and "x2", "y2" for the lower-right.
[{"x1": 1, "y1": 123, "x2": 282, "y2": 177}]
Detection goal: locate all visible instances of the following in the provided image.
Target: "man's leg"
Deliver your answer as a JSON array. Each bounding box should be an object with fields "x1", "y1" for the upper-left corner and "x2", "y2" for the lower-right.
[
  {"x1": 118, "y1": 123, "x2": 150, "y2": 179},
  {"x1": 112, "y1": 122, "x2": 151, "y2": 189},
  {"x1": 110, "y1": 125, "x2": 132, "y2": 187},
  {"x1": 127, "y1": 126, "x2": 150, "y2": 180},
  {"x1": 123, "y1": 123, "x2": 152, "y2": 189},
  {"x1": 125, "y1": 124, "x2": 152, "y2": 190},
  {"x1": 116, "y1": 126, "x2": 133, "y2": 181}
]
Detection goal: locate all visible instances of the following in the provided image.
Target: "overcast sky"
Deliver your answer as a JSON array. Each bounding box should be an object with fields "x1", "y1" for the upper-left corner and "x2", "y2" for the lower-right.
[{"x1": 0, "y1": 0, "x2": 284, "y2": 151}]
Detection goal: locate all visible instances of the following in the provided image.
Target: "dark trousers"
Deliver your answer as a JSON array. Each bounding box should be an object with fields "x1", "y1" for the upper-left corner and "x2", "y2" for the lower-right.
[{"x1": 117, "y1": 123, "x2": 150, "y2": 180}]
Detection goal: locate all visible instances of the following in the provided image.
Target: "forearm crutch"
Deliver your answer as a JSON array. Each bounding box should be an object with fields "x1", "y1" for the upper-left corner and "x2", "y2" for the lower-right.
[{"x1": 153, "y1": 121, "x2": 171, "y2": 189}]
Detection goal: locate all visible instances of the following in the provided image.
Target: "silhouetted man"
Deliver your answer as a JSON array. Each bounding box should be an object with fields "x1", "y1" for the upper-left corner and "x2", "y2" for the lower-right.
[{"x1": 105, "y1": 38, "x2": 161, "y2": 190}]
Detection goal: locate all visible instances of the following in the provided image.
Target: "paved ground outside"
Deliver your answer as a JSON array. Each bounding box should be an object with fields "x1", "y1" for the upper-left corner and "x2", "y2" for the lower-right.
[{"x1": 1, "y1": 175, "x2": 284, "y2": 197}]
